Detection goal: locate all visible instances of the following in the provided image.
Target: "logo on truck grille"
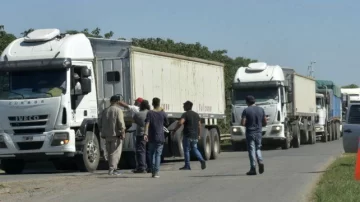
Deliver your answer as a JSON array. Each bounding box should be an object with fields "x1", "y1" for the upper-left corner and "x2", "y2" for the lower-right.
[{"x1": 15, "y1": 116, "x2": 40, "y2": 121}]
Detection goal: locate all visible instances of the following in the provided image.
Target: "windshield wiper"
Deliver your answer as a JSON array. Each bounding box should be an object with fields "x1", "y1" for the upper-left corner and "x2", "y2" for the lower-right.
[
  {"x1": 32, "y1": 89, "x2": 53, "y2": 97},
  {"x1": 5, "y1": 91, "x2": 25, "y2": 99}
]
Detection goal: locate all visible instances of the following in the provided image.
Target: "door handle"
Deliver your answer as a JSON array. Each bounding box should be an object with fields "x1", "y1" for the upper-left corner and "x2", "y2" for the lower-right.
[{"x1": 344, "y1": 129, "x2": 352, "y2": 133}]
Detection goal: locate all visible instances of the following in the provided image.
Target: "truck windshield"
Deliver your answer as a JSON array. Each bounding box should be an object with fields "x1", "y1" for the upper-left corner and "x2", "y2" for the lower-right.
[
  {"x1": 0, "y1": 69, "x2": 67, "y2": 100},
  {"x1": 316, "y1": 97, "x2": 323, "y2": 109},
  {"x1": 233, "y1": 87, "x2": 279, "y2": 105},
  {"x1": 348, "y1": 105, "x2": 360, "y2": 124}
]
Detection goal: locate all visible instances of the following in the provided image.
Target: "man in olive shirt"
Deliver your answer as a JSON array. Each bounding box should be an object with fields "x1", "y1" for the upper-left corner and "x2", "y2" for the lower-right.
[
  {"x1": 173, "y1": 101, "x2": 206, "y2": 170},
  {"x1": 98, "y1": 95, "x2": 126, "y2": 176}
]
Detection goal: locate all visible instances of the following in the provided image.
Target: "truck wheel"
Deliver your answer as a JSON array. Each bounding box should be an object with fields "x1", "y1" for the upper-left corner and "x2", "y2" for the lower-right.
[
  {"x1": 210, "y1": 128, "x2": 220, "y2": 160},
  {"x1": 232, "y1": 141, "x2": 246, "y2": 151},
  {"x1": 1, "y1": 159, "x2": 25, "y2": 174},
  {"x1": 321, "y1": 131, "x2": 327, "y2": 142},
  {"x1": 335, "y1": 122, "x2": 340, "y2": 140},
  {"x1": 331, "y1": 122, "x2": 336, "y2": 140},
  {"x1": 281, "y1": 125, "x2": 291, "y2": 150},
  {"x1": 172, "y1": 126, "x2": 184, "y2": 158},
  {"x1": 309, "y1": 121, "x2": 316, "y2": 144},
  {"x1": 291, "y1": 123, "x2": 300, "y2": 148},
  {"x1": 76, "y1": 131, "x2": 100, "y2": 172},
  {"x1": 199, "y1": 129, "x2": 211, "y2": 160},
  {"x1": 328, "y1": 123, "x2": 333, "y2": 141},
  {"x1": 301, "y1": 119, "x2": 309, "y2": 144}
]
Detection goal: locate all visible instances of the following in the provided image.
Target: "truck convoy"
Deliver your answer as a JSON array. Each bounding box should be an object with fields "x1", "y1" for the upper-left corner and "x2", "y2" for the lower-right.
[
  {"x1": 230, "y1": 62, "x2": 317, "y2": 150},
  {"x1": 0, "y1": 28, "x2": 225, "y2": 174},
  {"x1": 315, "y1": 80, "x2": 342, "y2": 142}
]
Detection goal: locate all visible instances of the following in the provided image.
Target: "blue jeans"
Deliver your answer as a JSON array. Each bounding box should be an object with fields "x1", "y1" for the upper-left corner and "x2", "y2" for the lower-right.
[
  {"x1": 149, "y1": 142, "x2": 164, "y2": 174},
  {"x1": 183, "y1": 136, "x2": 205, "y2": 168},
  {"x1": 246, "y1": 134, "x2": 263, "y2": 170}
]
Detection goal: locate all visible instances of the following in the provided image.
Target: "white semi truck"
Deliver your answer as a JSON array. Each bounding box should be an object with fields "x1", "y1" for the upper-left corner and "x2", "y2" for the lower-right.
[
  {"x1": 230, "y1": 62, "x2": 317, "y2": 150},
  {"x1": 0, "y1": 28, "x2": 225, "y2": 174}
]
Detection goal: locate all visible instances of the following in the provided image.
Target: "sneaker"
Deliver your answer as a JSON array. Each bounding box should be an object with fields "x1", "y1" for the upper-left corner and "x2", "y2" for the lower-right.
[
  {"x1": 109, "y1": 170, "x2": 122, "y2": 176},
  {"x1": 200, "y1": 161, "x2": 206, "y2": 170},
  {"x1": 152, "y1": 172, "x2": 160, "y2": 178},
  {"x1": 258, "y1": 163, "x2": 264, "y2": 174},
  {"x1": 246, "y1": 169, "x2": 257, "y2": 176},
  {"x1": 179, "y1": 166, "x2": 191, "y2": 170},
  {"x1": 133, "y1": 169, "x2": 147, "y2": 174}
]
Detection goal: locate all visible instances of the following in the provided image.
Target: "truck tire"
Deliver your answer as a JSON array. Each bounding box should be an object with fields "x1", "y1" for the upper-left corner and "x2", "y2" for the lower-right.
[
  {"x1": 1, "y1": 159, "x2": 25, "y2": 174},
  {"x1": 328, "y1": 123, "x2": 333, "y2": 141},
  {"x1": 301, "y1": 119, "x2": 309, "y2": 144},
  {"x1": 210, "y1": 128, "x2": 220, "y2": 160},
  {"x1": 321, "y1": 131, "x2": 327, "y2": 142},
  {"x1": 335, "y1": 122, "x2": 341, "y2": 140},
  {"x1": 308, "y1": 121, "x2": 316, "y2": 144},
  {"x1": 281, "y1": 125, "x2": 291, "y2": 150},
  {"x1": 232, "y1": 141, "x2": 247, "y2": 151},
  {"x1": 331, "y1": 122, "x2": 336, "y2": 140},
  {"x1": 199, "y1": 129, "x2": 211, "y2": 160},
  {"x1": 291, "y1": 123, "x2": 300, "y2": 148},
  {"x1": 76, "y1": 131, "x2": 100, "y2": 172},
  {"x1": 172, "y1": 126, "x2": 184, "y2": 158}
]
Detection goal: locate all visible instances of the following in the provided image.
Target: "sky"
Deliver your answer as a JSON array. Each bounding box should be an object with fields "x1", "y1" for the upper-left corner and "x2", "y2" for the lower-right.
[{"x1": 1, "y1": 0, "x2": 359, "y2": 86}]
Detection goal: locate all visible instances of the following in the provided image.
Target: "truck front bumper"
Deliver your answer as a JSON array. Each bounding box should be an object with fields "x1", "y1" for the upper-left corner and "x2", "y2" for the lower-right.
[
  {"x1": 0, "y1": 129, "x2": 76, "y2": 160},
  {"x1": 230, "y1": 124, "x2": 286, "y2": 144}
]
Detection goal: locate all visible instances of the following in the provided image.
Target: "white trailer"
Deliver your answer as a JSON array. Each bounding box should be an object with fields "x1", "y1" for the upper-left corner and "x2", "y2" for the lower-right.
[
  {"x1": 0, "y1": 28, "x2": 225, "y2": 174},
  {"x1": 230, "y1": 62, "x2": 317, "y2": 150}
]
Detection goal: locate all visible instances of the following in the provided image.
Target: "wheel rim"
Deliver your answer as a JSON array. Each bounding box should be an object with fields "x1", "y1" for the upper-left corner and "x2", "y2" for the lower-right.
[{"x1": 87, "y1": 139, "x2": 98, "y2": 163}]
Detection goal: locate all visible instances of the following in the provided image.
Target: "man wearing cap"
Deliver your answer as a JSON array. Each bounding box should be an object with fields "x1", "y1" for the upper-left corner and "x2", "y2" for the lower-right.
[
  {"x1": 173, "y1": 101, "x2": 206, "y2": 170},
  {"x1": 241, "y1": 95, "x2": 267, "y2": 175},
  {"x1": 98, "y1": 95, "x2": 126, "y2": 176}
]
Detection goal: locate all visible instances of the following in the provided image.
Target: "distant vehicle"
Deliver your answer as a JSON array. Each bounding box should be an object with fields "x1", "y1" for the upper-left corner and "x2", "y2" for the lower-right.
[
  {"x1": 315, "y1": 80, "x2": 342, "y2": 142},
  {"x1": 229, "y1": 62, "x2": 317, "y2": 151},
  {"x1": 342, "y1": 103, "x2": 360, "y2": 153}
]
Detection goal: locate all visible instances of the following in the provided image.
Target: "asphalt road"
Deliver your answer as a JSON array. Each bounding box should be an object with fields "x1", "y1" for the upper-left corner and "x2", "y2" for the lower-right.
[{"x1": 0, "y1": 139, "x2": 344, "y2": 202}]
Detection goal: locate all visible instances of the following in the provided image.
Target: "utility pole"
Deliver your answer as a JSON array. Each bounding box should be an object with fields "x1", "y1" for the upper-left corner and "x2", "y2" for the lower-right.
[{"x1": 307, "y1": 61, "x2": 316, "y2": 78}]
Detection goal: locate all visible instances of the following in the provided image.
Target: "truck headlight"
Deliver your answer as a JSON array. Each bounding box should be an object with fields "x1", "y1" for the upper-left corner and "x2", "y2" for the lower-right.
[
  {"x1": 51, "y1": 132, "x2": 69, "y2": 146},
  {"x1": 232, "y1": 128, "x2": 238, "y2": 132},
  {"x1": 271, "y1": 126, "x2": 282, "y2": 134}
]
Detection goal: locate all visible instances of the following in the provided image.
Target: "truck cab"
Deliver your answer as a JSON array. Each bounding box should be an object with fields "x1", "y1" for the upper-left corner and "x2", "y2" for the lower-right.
[
  {"x1": 0, "y1": 29, "x2": 100, "y2": 174},
  {"x1": 230, "y1": 62, "x2": 288, "y2": 150}
]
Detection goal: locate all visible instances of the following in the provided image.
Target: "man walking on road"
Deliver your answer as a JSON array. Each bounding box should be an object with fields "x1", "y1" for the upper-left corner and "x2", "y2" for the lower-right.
[
  {"x1": 241, "y1": 95, "x2": 266, "y2": 175},
  {"x1": 99, "y1": 95, "x2": 126, "y2": 176},
  {"x1": 133, "y1": 100, "x2": 151, "y2": 173},
  {"x1": 173, "y1": 101, "x2": 206, "y2": 170},
  {"x1": 144, "y1": 97, "x2": 168, "y2": 178}
]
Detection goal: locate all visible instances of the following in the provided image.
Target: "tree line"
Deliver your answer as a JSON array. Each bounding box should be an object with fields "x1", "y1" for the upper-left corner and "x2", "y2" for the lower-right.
[{"x1": 0, "y1": 25, "x2": 358, "y2": 133}]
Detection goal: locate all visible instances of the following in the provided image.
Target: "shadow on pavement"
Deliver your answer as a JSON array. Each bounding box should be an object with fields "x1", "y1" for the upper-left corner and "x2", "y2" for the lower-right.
[{"x1": 189, "y1": 174, "x2": 248, "y2": 177}]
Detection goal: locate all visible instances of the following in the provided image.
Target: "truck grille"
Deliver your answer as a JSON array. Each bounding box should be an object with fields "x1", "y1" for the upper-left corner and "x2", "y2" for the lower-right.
[
  {"x1": 8, "y1": 115, "x2": 48, "y2": 135},
  {"x1": 17, "y1": 141, "x2": 44, "y2": 150}
]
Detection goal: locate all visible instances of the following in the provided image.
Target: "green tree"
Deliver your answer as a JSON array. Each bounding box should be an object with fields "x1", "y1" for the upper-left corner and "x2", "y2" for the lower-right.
[
  {"x1": 21, "y1": 28, "x2": 34, "y2": 37},
  {"x1": 342, "y1": 84, "x2": 359, "y2": 88},
  {"x1": 0, "y1": 25, "x2": 16, "y2": 56}
]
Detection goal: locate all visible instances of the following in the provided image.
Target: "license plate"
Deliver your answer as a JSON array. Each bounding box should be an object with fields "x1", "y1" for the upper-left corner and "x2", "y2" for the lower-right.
[{"x1": 22, "y1": 136, "x2": 33, "y2": 141}]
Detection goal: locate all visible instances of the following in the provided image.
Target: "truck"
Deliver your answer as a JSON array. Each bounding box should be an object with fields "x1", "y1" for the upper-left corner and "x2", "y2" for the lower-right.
[
  {"x1": 342, "y1": 102, "x2": 360, "y2": 153},
  {"x1": 315, "y1": 80, "x2": 342, "y2": 142},
  {"x1": 230, "y1": 62, "x2": 317, "y2": 151},
  {"x1": 0, "y1": 28, "x2": 225, "y2": 174}
]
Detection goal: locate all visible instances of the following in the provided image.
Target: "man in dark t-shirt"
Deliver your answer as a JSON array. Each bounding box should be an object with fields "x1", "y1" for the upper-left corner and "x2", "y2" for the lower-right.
[
  {"x1": 144, "y1": 97, "x2": 168, "y2": 178},
  {"x1": 173, "y1": 101, "x2": 206, "y2": 170},
  {"x1": 241, "y1": 95, "x2": 267, "y2": 175}
]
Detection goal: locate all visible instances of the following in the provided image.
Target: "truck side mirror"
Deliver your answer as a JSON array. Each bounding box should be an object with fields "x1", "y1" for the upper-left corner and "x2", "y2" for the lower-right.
[
  {"x1": 226, "y1": 90, "x2": 232, "y2": 106},
  {"x1": 80, "y1": 78, "x2": 92, "y2": 94},
  {"x1": 81, "y1": 67, "x2": 91, "y2": 77},
  {"x1": 287, "y1": 92, "x2": 293, "y2": 103}
]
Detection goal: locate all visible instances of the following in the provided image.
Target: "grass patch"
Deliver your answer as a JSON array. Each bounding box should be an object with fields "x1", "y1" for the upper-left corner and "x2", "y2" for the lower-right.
[{"x1": 312, "y1": 154, "x2": 360, "y2": 202}]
